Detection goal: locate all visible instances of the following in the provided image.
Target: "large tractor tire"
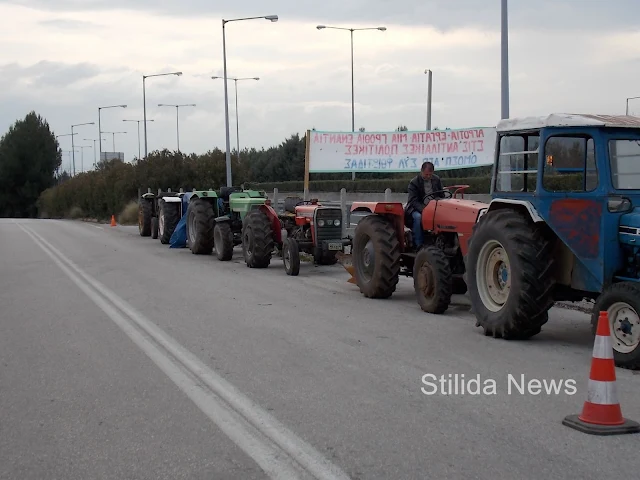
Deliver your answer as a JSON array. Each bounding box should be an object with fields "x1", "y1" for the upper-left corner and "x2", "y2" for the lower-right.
[
  {"x1": 159, "y1": 200, "x2": 180, "y2": 244},
  {"x1": 242, "y1": 210, "x2": 274, "y2": 268},
  {"x1": 413, "y1": 246, "x2": 453, "y2": 314},
  {"x1": 464, "y1": 209, "x2": 555, "y2": 339},
  {"x1": 186, "y1": 198, "x2": 215, "y2": 254},
  {"x1": 352, "y1": 214, "x2": 400, "y2": 299},
  {"x1": 151, "y1": 217, "x2": 158, "y2": 239},
  {"x1": 592, "y1": 282, "x2": 640, "y2": 370},
  {"x1": 138, "y1": 200, "x2": 152, "y2": 236},
  {"x1": 213, "y1": 221, "x2": 234, "y2": 261}
]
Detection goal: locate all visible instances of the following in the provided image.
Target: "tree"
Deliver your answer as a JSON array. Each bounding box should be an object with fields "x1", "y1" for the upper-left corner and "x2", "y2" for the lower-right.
[{"x1": 0, "y1": 111, "x2": 61, "y2": 217}]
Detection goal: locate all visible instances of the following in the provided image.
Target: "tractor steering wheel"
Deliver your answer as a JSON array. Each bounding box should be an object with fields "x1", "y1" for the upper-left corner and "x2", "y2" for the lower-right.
[{"x1": 423, "y1": 189, "x2": 453, "y2": 203}]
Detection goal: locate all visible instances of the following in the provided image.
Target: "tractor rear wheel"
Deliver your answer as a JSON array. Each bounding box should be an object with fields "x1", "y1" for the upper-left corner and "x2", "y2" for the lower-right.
[
  {"x1": 186, "y1": 198, "x2": 215, "y2": 254},
  {"x1": 159, "y1": 201, "x2": 180, "y2": 244},
  {"x1": 413, "y1": 246, "x2": 453, "y2": 314},
  {"x1": 592, "y1": 282, "x2": 640, "y2": 370},
  {"x1": 138, "y1": 200, "x2": 152, "y2": 236},
  {"x1": 465, "y1": 209, "x2": 554, "y2": 339},
  {"x1": 214, "y1": 222, "x2": 234, "y2": 261},
  {"x1": 242, "y1": 210, "x2": 274, "y2": 268},
  {"x1": 283, "y1": 237, "x2": 300, "y2": 276},
  {"x1": 352, "y1": 214, "x2": 400, "y2": 299},
  {"x1": 151, "y1": 217, "x2": 158, "y2": 239}
]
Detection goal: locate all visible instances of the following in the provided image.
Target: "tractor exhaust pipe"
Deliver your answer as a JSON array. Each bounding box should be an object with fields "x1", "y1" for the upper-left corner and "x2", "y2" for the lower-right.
[{"x1": 336, "y1": 252, "x2": 356, "y2": 284}]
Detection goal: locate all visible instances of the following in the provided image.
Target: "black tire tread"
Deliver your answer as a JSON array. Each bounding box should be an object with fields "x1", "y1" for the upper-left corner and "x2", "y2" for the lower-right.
[
  {"x1": 465, "y1": 208, "x2": 555, "y2": 339},
  {"x1": 284, "y1": 237, "x2": 300, "y2": 275},
  {"x1": 243, "y1": 210, "x2": 274, "y2": 268},
  {"x1": 160, "y1": 201, "x2": 181, "y2": 244},
  {"x1": 413, "y1": 246, "x2": 453, "y2": 314},
  {"x1": 188, "y1": 198, "x2": 215, "y2": 254},
  {"x1": 214, "y1": 222, "x2": 234, "y2": 261},
  {"x1": 138, "y1": 199, "x2": 152, "y2": 236},
  {"x1": 353, "y1": 214, "x2": 401, "y2": 299}
]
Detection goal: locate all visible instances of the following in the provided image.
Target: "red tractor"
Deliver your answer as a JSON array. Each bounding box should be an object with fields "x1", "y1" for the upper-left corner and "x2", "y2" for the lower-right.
[
  {"x1": 340, "y1": 185, "x2": 487, "y2": 313},
  {"x1": 240, "y1": 196, "x2": 351, "y2": 275}
]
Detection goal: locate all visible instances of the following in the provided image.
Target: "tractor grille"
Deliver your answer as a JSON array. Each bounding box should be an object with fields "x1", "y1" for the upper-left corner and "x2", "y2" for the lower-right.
[{"x1": 315, "y1": 208, "x2": 343, "y2": 242}]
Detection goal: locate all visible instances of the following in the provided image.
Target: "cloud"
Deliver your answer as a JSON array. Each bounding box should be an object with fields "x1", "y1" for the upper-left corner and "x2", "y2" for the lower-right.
[{"x1": 1, "y1": 0, "x2": 640, "y2": 170}]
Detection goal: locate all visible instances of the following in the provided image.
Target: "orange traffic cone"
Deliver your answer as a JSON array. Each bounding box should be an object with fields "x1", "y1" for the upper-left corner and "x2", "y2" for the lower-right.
[
  {"x1": 110, "y1": 215, "x2": 117, "y2": 227},
  {"x1": 562, "y1": 311, "x2": 640, "y2": 435}
]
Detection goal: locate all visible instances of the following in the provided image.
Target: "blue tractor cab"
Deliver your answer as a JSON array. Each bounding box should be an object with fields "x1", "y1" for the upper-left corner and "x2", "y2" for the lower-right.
[{"x1": 464, "y1": 113, "x2": 640, "y2": 369}]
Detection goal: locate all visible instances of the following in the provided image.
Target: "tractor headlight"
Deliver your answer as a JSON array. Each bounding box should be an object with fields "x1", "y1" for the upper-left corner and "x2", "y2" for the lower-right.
[
  {"x1": 334, "y1": 219, "x2": 341, "y2": 226},
  {"x1": 318, "y1": 219, "x2": 325, "y2": 226}
]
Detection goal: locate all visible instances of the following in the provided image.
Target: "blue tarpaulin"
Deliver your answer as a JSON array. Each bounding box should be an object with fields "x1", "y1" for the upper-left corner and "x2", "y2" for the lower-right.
[{"x1": 169, "y1": 192, "x2": 193, "y2": 248}]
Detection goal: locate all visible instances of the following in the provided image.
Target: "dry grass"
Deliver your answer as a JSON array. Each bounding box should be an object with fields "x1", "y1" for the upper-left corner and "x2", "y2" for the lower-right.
[
  {"x1": 118, "y1": 201, "x2": 139, "y2": 225},
  {"x1": 67, "y1": 206, "x2": 84, "y2": 219}
]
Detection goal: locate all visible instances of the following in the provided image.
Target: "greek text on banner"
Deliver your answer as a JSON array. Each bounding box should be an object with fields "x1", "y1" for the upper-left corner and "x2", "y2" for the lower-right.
[{"x1": 308, "y1": 127, "x2": 496, "y2": 173}]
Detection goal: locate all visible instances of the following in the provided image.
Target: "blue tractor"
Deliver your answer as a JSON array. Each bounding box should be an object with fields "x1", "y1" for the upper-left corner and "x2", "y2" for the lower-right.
[{"x1": 464, "y1": 113, "x2": 640, "y2": 369}]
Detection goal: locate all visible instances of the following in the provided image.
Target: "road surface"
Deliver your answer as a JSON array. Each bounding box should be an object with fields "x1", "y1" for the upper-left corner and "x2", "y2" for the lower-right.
[{"x1": 1, "y1": 218, "x2": 638, "y2": 479}]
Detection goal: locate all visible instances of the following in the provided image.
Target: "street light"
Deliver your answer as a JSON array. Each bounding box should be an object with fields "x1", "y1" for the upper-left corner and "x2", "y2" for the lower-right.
[
  {"x1": 122, "y1": 119, "x2": 154, "y2": 160},
  {"x1": 101, "y1": 131, "x2": 127, "y2": 153},
  {"x1": 83, "y1": 138, "x2": 97, "y2": 167},
  {"x1": 424, "y1": 69, "x2": 433, "y2": 130},
  {"x1": 71, "y1": 122, "x2": 94, "y2": 176},
  {"x1": 142, "y1": 71, "x2": 182, "y2": 159},
  {"x1": 157, "y1": 104, "x2": 196, "y2": 153},
  {"x1": 501, "y1": 0, "x2": 509, "y2": 119},
  {"x1": 212, "y1": 76, "x2": 259, "y2": 163},
  {"x1": 222, "y1": 14, "x2": 278, "y2": 186},
  {"x1": 626, "y1": 96, "x2": 640, "y2": 115},
  {"x1": 98, "y1": 104, "x2": 127, "y2": 160},
  {"x1": 77, "y1": 145, "x2": 92, "y2": 173},
  {"x1": 316, "y1": 24, "x2": 386, "y2": 180}
]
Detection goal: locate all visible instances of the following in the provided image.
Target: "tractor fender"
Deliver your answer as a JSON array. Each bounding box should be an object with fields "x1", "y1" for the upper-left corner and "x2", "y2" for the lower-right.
[
  {"x1": 256, "y1": 204, "x2": 283, "y2": 244},
  {"x1": 485, "y1": 199, "x2": 544, "y2": 223},
  {"x1": 161, "y1": 196, "x2": 182, "y2": 203},
  {"x1": 350, "y1": 202, "x2": 405, "y2": 250},
  {"x1": 214, "y1": 215, "x2": 231, "y2": 223}
]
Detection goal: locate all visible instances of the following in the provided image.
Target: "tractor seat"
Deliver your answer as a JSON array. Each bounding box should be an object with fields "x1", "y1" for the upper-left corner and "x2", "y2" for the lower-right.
[{"x1": 218, "y1": 186, "x2": 240, "y2": 202}]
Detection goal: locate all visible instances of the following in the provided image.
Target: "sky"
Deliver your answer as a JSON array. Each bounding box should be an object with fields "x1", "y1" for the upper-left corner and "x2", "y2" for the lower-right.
[{"x1": 1, "y1": 0, "x2": 639, "y2": 173}]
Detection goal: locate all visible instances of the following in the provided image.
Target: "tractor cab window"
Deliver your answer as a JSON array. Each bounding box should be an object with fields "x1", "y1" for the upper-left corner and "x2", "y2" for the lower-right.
[
  {"x1": 542, "y1": 136, "x2": 597, "y2": 192},
  {"x1": 495, "y1": 133, "x2": 539, "y2": 192},
  {"x1": 609, "y1": 139, "x2": 640, "y2": 190}
]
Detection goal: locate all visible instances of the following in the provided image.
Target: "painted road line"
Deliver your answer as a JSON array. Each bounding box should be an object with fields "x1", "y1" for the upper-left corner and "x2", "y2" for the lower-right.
[{"x1": 17, "y1": 222, "x2": 351, "y2": 480}]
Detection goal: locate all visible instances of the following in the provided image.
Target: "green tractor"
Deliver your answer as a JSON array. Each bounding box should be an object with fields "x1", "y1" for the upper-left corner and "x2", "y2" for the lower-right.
[{"x1": 186, "y1": 187, "x2": 271, "y2": 260}]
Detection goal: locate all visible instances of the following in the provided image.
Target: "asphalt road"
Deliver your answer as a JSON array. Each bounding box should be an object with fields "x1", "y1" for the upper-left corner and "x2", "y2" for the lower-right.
[{"x1": 1, "y1": 218, "x2": 639, "y2": 480}]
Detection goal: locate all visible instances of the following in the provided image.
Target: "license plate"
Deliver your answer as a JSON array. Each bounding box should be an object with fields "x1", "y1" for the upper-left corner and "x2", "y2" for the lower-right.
[{"x1": 328, "y1": 242, "x2": 342, "y2": 251}]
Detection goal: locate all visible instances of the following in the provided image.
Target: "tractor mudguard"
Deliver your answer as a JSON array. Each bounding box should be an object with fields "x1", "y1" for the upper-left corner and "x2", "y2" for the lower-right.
[{"x1": 256, "y1": 204, "x2": 283, "y2": 244}]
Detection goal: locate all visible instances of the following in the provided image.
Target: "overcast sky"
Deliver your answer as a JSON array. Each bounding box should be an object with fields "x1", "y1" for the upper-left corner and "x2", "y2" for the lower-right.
[{"x1": 1, "y1": 0, "x2": 639, "y2": 173}]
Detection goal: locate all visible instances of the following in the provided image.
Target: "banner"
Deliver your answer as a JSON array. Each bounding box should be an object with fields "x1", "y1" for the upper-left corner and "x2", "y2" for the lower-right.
[{"x1": 307, "y1": 127, "x2": 496, "y2": 173}]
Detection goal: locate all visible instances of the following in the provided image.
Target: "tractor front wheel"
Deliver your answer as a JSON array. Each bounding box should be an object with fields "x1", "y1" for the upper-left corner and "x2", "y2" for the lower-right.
[
  {"x1": 592, "y1": 282, "x2": 640, "y2": 370},
  {"x1": 413, "y1": 246, "x2": 453, "y2": 314},
  {"x1": 159, "y1": 201, "x2": 180, "y2": 244},
  {"x1": 138, "y1": 200, "x2": 152, "y2": 236},
  {"x1": 352, "y1": 214, "x2": 400, "y2": 299},
  {"x1": 283, "y1": 237, "x2": 300, "y2": 275},
  {"x1": 465, "y1": 209, "x2": 554, "y2": 339},
  {"x1": 214, "y1": 222, "x2": 234, "y2": 261},
  {"x1": 186, "y1": 198, "x2": 215, "y2": 254},
  {"x1": 242, "y1": 210, "x2": 274, "y2": 268}
]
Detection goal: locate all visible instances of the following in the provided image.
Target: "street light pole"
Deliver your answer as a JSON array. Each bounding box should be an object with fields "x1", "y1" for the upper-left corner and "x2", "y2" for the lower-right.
[
  {"x1": 70, "y1": 122, "x2": 94, "y2": 176},
  {"x1": 157, "y1": 104, "x2": 196, "y2": 153},
  {"x1": 77, "y1": 145, "x2": 91, "y2": 173},
  {"x1": 221, "y1": 14, "x2": 278, "y2": 187},
  {"x1": 98, "y1": 104, "x2": 127, "y2": 161},
  {"x1": 424, "y1": 69, "x2": 433, "y2": 130},
  {"x1": 123, "y1": 119, "x2": 154, "y2": 160},
  {"x1": 625, "y1": 96, "x2": 640, "y2": 115},
  {"x1": 212, "y1": 76, "x2": 259, "y2": 163},
  {"x1": 101, "y1": 131, "x2": 127, "y2": 153},
  {"x1": 316, "y1": 24, "x2": 386, "y2": 180},
  {"x1": 501, "y1": 0, "x2": 509, "y2": 119},
  {"x1": 83, "y1": 139, "x2": 97, "y2": 167},
  {"x1": 142, "y1": 71, "x2": 183, "y2": 159}
]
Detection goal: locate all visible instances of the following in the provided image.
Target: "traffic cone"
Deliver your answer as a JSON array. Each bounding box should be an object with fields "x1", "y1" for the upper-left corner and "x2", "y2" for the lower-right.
[
  {"x1": 562, "y1": 311, "x2": 640, "y2": 435},
  {"x1": 110, "y1": 215, "x2": 117, "y2": 227}
]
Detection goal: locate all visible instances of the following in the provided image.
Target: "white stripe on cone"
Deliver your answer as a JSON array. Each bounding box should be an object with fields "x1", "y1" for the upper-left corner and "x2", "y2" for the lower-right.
[
  {"x1": 592, "y1": 334, "x2": 614, "y2": 359},
  {"x1": 586, "y1": 379, "x2": 619, "y2": 405}
]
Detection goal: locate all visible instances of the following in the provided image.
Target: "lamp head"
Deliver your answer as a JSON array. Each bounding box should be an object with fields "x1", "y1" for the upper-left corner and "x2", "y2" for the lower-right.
[
  {"x1": 378, "y1": 27, "x2": 387, "y2": 31},
  {"x1": 316, "y1": 25, "x2": 326, "y2": 30},
  {"x1": 253, "y1": 77, "x2": 260, "y2": 80},
  {"x1": 265, "y1": 15, "x2": 278, "y2": 22}
]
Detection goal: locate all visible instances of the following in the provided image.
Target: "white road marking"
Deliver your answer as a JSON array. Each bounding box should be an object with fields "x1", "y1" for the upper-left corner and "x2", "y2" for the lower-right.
[
  {"x1": 90, "y1": 225, "x2": 104, "y2": 230},
  {"x1": 17, "y1": 222, "x2": 351, "y2": 480}
]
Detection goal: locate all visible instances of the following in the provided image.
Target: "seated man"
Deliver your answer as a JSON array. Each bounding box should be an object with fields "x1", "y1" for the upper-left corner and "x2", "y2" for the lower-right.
[{"x1": 405, "y1": 161, "x2": 444, "y2": 249}]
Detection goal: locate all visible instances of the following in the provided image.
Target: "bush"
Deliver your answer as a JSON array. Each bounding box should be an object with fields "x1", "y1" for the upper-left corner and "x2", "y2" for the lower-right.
[{"x1": 119, "y1": 201, "x2": 139, "y2": 225}]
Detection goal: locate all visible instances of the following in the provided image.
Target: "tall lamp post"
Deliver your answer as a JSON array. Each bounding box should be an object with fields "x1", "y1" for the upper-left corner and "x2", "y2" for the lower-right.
[
  {"x1": 424, "y1": 69, "x2": 433, "y2": 130},
  {"x1": 101, "y1": 131, "x2": 127, "y2": 154},
  {"x1": 77, "y1": 145, "x2": 92, "y2": 173},
  {"x1": 316, "y1": 24, "x2": 386, "y2": 180},
  {"x1": 501, "y1": 0, "x2": 509, "y2": 119},
  {"x1": 142, "y1": 71, "x2": 182, "y2": 159},
  {"x1": 71, "y1": 122, "x2": 94, "y2": 176},
  {"x1": 55, "y1": 133, "x2": 76, "y2": 176},
  {"x1": 83, "y1": 138, "x2": 97, "y2": 168},
  {"x1": 98, "y1": 104, "x2": 127, "y2": 161},
  {"x1": 212, "y1": 76, "x2": 259, "y2": 163},
  {"x1": 222, "y1": 14, "x2": 278, "y2": 186},
  {"x1": 157, "y1": 104, "x2": 196, "y2": 153},
  {"x1": 626, "y1": 96, "x2": 640, "y2": 115},
  {"x1": 123, "y1": 119, "x2": 154, "y2": 160}
]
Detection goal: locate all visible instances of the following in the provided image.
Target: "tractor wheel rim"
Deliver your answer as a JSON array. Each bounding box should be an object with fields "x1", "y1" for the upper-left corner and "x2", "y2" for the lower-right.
[
  {"x1": 284, "y1": 245, "x2": 290, "y2": 269},
  {"x1": 360, "y1": 239, "x2": 375, "y2": 281},
  {"x1": 608, "y1": 302, "x2": 640, "y2": 354},
  {"x1": 417, "y1": 262, "x2": 435, "y2": 300},
  {"x1": 476, "y1": 240, "x2": 510, "y2": 312},
  {"x1": 159, "y1": 212, "x2": 165, "y2": 236}
]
